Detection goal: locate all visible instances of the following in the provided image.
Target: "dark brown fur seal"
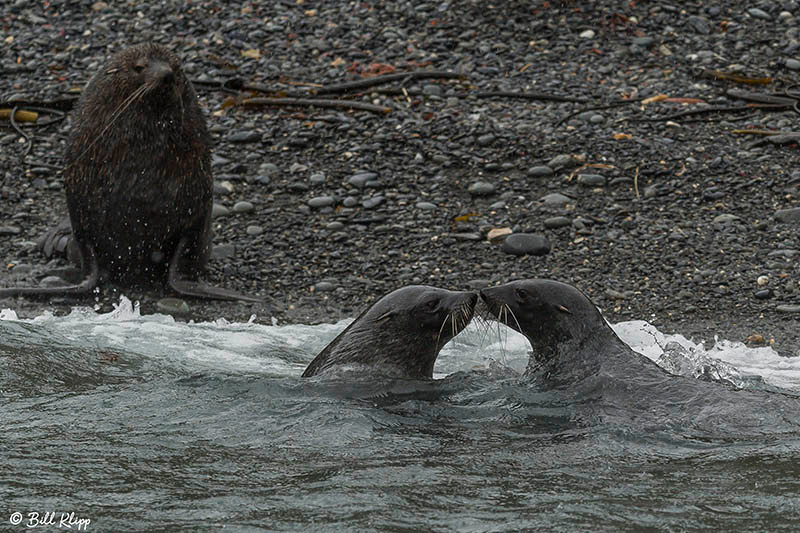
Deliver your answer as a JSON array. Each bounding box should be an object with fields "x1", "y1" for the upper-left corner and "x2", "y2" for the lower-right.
[
  {"x1": 302, "y1": 285, "x2": 477, "y2": 379},
  {"x1": 0, "y1": 43, "x2": 258, "y2": 302}
]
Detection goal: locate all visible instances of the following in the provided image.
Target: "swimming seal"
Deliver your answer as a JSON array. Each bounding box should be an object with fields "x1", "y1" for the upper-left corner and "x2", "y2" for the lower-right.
[
  {"x1": 302, "y1": 285, "x2": 478, "y2": 379},
  {"x1": 479, "y1": 279, "x2": 800, "y2": 435},
  {"x1": 0, "y1": 43, "x2": 258, "y2": 302},
  {"x1": 480, "y1": 279, "x2": 677, "y2": 388}
]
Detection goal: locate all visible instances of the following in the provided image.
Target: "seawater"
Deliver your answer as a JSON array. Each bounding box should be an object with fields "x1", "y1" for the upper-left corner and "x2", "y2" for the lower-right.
[{"x1": 2, "y1": 298, "x2": 800, "y2": 532}]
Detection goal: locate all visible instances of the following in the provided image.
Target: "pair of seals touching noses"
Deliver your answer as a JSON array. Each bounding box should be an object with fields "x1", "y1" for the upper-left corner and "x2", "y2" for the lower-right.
[
  {"x1": 302, "y1": 279, "x2": 625, "y2": 381},
  {"x1": 1, "y1": 43, "x2": 258, "y2": 302}
]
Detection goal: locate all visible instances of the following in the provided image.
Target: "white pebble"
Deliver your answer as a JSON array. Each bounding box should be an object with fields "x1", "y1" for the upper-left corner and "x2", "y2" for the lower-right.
[
  {"x1": 579, "y1": 30, "x2": 595, "y2": 39},
  {"x1": 757, "y1": 275, "x2": 769, "y2": 286}
]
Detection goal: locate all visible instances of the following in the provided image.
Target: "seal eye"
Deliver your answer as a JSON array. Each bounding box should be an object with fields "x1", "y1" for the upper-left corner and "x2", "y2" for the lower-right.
[
  {"x1": 514, "y1": 288, "x2": 527, "y2": 301},
  {"x1": 133, "y1": 64, "x2": 145, "y2": 73},
  {"x1": 422, "y1": 298, "x2": 439, "y2": 312}
]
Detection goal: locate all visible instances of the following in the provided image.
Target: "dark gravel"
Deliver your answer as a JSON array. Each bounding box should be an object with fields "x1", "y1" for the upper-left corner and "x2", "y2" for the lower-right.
[{"x1": 1, "y1": 1, "x2": 799, "y2": 356}]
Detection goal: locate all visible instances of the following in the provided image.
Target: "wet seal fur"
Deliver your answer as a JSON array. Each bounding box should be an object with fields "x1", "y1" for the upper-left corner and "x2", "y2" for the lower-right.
[
  {"x1": 479, "y1": 279, "x2": 800, "y2": 434},
  {"x1": 480, "y1": 278, "x2": 670, "y2": 386},
  {"x1": 302, "y1": 285, "x2": 477, "y2": 379},
  {"x1": 0, "y1": 43, "x2": 258, "y2": 302}
]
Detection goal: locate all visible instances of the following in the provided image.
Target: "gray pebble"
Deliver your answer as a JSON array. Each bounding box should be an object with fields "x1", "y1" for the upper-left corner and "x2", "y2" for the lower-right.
[
  {"x1": 156, "y1": 298, "x2": 191, "y2": 315},
  {"x1": 577, "y1": 174, "x2": 606, "y2": 186},
  {"x1": 712, "y1": 214, "x2": 740, "y2": 224},
  {"x1": 786, "y1": 59, "x2": 800, "y2": 71},
  {"x1": 348, "y1": 172, "x2": 378, "y2": 188},
  {"x1": 233, "y1": 201, "x2": 254, "y2": 213},
  {"x1": 212, "y1": 203, "x2": 230, "y2": 218},
  {"x1": 776, "y1": 304, "x2": 800, "y2": 313},
  {"x1": 416, "y1": 201, "x2": 437, "y2": 210},
  {"x1": 477, "y1": 134, "x2": 496, "y2": 146},
  {"x1": 326, "y1": 221, "x2": 345, "y2": 231},
  {"x1": 528, "y1": 165, "x2": 554, "y2": 177},
  {"x1": 310, "y1": 172, "x2": 326, "y2": 184},
  {"x1": 754, "y1": 289, "x2": 773, "y2": 300},
  {"x1": 632, "y1": 36, "x2": 654, "y2": 47},
  {"x1": 775, "y1": 207, "x2": 800, "y2": 222},
  {"x1": 228, "y1": 131, "x2": 262, "y2": 143},
  {"x1": 688, "y1": 15, "x2": 711, "y2": 35},
  {"x1": 423, "y1": 84, "x2": 442, "y2": 96},
  {"x1": 489, "y1": 200, "x2": 506, "y2": 210},
  {"x1": 308, "y1": 196, "x2": 336, "y2": 208},
  {"x1": 451, "y1": 233, "x2": 482, "y2": 241},
  {"x1": 540, "y1": 193, "x2": 571, "y2": 206},
  {"x1": 501, "y1": 233, "x2": 551, "y2": 256},
  {"x1": 246, "y1": 225, "x2": 264, "y2": 236},
  {"x1": 748, "y1": 8, "x2": 771, "y2": 20},
  {"x1": 342, "y1": 196, "x2": 359, "y2": 208},
  {"x1": 0, "y1": 226, "x2": 22, "y2": 235},
  {"x1": 548, "y1": 154, "x2": 577, "y2": 170},
  {"x1": 468, "y1": 181, "x2": 496, "y2": 196},
  {"x1": 314, "y1": 281, "x2": 337, "y2": 292},
  {"x1": 589, "y1": 114, "x2": 605, "y2": 124},
  {"x1": 362, "y1": 196, "x2": 384, "y2": 209},
  {"x1": 544, "y1": 216, "x2": 571, "y2": 229}
]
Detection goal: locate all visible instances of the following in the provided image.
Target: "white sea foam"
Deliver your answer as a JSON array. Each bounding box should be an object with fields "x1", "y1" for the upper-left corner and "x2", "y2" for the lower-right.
[{"x1": 2, "y1": 299, "x2": 799, "y2": 390}]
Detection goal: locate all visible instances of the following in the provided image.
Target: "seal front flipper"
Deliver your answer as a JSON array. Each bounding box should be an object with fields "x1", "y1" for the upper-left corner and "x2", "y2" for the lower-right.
[
  {"x1": 0, "y1": 244, "x2": 99, "y2": 298},
  {"x1": 166, "y1": 236, "x2": 263, "y2": 303}
]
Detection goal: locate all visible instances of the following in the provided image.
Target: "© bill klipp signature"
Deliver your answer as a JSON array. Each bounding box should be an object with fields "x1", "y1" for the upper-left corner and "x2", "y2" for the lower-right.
[{"x1": 9, "y1": 511, "x2": 91, "y2": 530}]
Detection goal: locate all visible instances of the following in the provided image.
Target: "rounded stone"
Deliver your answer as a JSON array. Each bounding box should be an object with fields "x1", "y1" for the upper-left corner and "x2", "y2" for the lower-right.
[
  {"x1": 246, "y1": 225, "x2": 264, "y2": 236},
  {"x1": 362, "y1": 196, "x2": 384, "y2": 209},
  {"x1": 308, "y1": 196, "x2": 336, "y2": 208},
  {"x1": 540, "y1": 193, "x2": 571, "y2": 206},
  {"x1": 577, "y1": 174, "x2": 606, "y2": 186},
  {"x1": 528, "y1": 165, "x2": 554, "y2": 177},
  {"x1": 416, "y1": 201, "x2": 437, "y2": 210},
  {"x1": 544, "y1": 216, "x2": 572, "y2": 229},
  {"x1": 314, "y1": 281, "x2": 337, "y2": 292},
  {"x1": 468, "y1": 181, "x2": 496, "y2": 196},
  {"x1": 786, "y1": 59, "x2": 800, "y2": 71},
  {"x1": 348, "y1": 172, "x2": 378, "y2": 188},
  {"x1": 501, "y1": 233, "x2": 551, "y2": 256},
  {"x1": 212, "y1": 203, "x2": 230, "y2": 218},
  {"x1": 233, "y1": 201, "x2": 254, "y2": 213}
]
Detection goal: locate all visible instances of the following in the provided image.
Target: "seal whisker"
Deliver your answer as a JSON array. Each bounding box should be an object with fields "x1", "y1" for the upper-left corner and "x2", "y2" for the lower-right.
[{"x1": 64, "y1": 82, "x2": 149, "y2": 172}]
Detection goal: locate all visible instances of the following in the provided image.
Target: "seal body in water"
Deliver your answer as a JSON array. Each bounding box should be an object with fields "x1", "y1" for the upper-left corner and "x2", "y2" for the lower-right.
[
  {"x1": 480, "y1": 279, "x2": 800, "y2": 433},
  {"x1": 0, "y1": 43, "x2": 257, "y2": 302},
  {"x1": 302, "y1": 286, "x2": 478, "y2": 379}
]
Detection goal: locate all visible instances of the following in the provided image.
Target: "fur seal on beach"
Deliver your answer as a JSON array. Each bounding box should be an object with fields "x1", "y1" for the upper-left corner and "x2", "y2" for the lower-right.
[
  {"x1": 302, "y1": 286, "x2": 478, "y2": 379},
  {"x1": 0, "y1": 43, "x2": 258, "y2": 302}
]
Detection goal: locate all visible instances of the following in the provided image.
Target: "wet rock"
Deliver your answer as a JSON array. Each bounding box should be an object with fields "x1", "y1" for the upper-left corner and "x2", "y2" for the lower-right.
[
  {"x1": 228, "y1": 131, "x2": 262, "y2": 143},
  {"x1": 501, "y1": 233, "x2": 551, "y2": 256},
  {"x1": 348, "y1": 172, "x2": 378, "y2": 188},
  {"x1": 416, "y1": 201, "x2": 437, "y2": 210}
]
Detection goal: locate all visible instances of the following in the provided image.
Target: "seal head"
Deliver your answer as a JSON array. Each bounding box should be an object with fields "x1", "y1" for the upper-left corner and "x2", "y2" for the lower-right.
[{"x1": 303, "y1": 286, "x2": 478, "y2": 379}]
